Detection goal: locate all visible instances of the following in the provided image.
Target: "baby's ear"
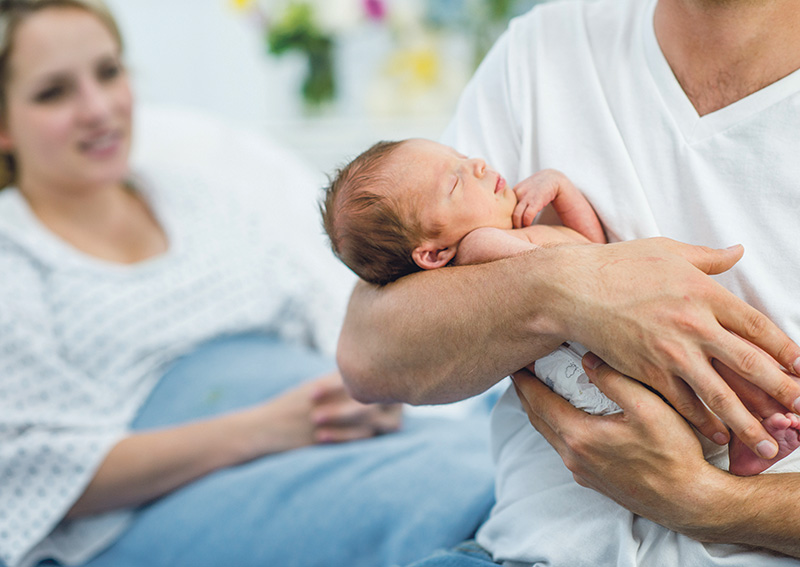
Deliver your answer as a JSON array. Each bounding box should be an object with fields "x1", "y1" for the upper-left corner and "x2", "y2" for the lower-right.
[{"x1": 412, "y1": 244, "x2": 458, "y2": 271}]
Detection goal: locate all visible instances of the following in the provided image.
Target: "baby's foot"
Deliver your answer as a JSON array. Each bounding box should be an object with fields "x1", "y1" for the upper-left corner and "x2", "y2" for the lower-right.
[{"x1": 729, "y1": 413, "x2": 800, "y2": 476}]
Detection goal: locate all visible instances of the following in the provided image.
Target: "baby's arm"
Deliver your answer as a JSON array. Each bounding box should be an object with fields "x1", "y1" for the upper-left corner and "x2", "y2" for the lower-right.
[
  {"x1": 513, "y1": 169, "x2": 606, "y2": 244},
  {"x1": 454, "y1": 225, "x2": 588, "y2": 266}
]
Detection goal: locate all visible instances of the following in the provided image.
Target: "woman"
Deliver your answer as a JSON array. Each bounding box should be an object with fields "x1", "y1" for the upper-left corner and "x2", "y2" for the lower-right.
[{"x1": 0, "y1": 2, "x2": 494, "y2": 566}]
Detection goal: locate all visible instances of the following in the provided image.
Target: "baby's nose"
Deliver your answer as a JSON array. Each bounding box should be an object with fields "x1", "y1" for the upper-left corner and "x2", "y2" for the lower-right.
[{"x1": 471, "y1": 159, "x2": 487, "y2": 176}]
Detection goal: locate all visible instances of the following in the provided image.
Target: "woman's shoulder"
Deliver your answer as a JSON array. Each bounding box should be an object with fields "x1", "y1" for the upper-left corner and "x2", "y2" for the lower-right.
[
  {"x1": 0, "y1": 194, "x2": 51, "y2": 302},
  {"x1": 0, "y1": 189, "x2": 51, "y2": 261}
]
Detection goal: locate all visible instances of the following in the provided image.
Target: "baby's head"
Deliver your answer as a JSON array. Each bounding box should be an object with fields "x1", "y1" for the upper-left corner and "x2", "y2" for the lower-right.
[{"x1": 321, "y1": 138, "x2": 516, "y2": 285}]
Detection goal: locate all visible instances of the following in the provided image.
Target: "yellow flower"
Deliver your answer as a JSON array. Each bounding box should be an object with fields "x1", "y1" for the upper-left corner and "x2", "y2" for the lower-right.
[
  {"x1": 386, "y1": 46, "x2": 440, "y2": 89},
  {"x1": 229, "y1": 0, "x2": 255, "y2": 11}
]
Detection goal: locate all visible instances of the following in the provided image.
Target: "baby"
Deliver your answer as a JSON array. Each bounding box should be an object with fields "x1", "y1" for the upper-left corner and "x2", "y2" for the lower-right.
[{"x1": 321, "y1": 137, "x2": 800, "y2": 476}]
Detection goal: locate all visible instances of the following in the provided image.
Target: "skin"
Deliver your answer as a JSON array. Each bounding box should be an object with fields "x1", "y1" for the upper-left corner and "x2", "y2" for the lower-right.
[
  {"x1": 393, "y1": 140, "x2": 606, "y2": 271},
  {"x1": 337, "y1": 0, "x2": 800, "y2": 555},
  {"x1": 395, "y1": 139, "x2": 518, "y2": 270},
  {"x1": 68, "y1": 372, "x2": 402, "y2": 517},
  {"x1": 513, "y1": 357, "x2": 800, "y2": 557},
  {"x1": 0, "y1": 6, "x2": 401, "y2": 518},
  {"x1": 460, "y1": 225, "x2": 800, "y2": 476}
]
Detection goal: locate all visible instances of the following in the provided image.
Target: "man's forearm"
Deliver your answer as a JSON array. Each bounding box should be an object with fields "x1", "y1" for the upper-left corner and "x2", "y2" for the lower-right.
[
  {"x1": 337, "y1": 249, "x2": 566, "y2": 404},
  {"x1": 689, "y1": 471, "x2": 800, "y2": 558},
  {"x1": 340, "y1": 236, "x2": 800, "y2": 462}
]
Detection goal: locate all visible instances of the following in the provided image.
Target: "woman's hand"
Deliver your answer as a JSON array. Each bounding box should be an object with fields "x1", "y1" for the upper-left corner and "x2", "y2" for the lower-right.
[
  {"x1": 306, "y1": 371, "x2": 403, "y2": 443},
  {"x1": 69, "y1": 371, "x2": 402, "y2": 518},
  {"x1": 239, "y1": 371, "x2": 403, "y2": 456}
]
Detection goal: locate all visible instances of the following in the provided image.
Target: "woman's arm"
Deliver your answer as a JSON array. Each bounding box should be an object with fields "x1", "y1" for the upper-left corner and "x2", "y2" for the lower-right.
[{"x1": 68, "y1": 372, "x2": 401, "y2": 517}]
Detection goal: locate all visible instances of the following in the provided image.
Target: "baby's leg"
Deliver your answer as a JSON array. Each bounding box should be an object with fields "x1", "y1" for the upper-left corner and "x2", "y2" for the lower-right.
[{"x1": 728, "y1": 413, "x2": 800, "y2": 476}]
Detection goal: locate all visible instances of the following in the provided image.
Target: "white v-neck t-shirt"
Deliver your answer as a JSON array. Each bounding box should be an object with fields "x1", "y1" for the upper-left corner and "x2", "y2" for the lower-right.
[{"x1": 441, "y1": 0, "x2": 800, "y2": 564}]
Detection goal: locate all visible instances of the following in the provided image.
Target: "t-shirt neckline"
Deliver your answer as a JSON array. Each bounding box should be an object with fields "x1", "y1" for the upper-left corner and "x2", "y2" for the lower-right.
[{"x1": 641, "y1": 0, "x2": 800, "y2": 143}]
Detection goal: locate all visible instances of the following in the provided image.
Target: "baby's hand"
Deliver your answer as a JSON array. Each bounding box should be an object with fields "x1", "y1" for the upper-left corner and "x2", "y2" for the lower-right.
[
  {"x1": 513, "y1": 169, "x2": 570, "y2": 228},
  {"x1": 513, "y1": 169, "x2": 606, "y2": 243}
]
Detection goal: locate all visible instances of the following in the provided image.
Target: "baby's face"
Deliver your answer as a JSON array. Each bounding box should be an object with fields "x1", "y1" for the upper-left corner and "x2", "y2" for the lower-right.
[{"x1": 391, "y1": 139, "x2": 517, "y2": 246}]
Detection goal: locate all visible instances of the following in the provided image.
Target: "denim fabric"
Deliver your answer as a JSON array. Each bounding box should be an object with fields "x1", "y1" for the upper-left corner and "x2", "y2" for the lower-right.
[
  {"x1": 64, "y1": 334, "x2": 494, "y2": 567},
  {"x1": 405, "y1": 540, "x2": 501, "y2": 567}
]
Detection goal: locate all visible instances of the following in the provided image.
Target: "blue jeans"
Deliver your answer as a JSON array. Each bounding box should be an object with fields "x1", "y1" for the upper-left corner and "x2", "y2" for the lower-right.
[
  {"x1": 63, "y1": 334, "x2": 494, "y2": 567},
  {"x1": 406, "y1": 540, "x2": 501, "y2": 567}
]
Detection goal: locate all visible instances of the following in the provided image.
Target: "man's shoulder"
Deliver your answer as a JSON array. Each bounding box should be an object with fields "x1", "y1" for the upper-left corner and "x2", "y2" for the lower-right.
[{"x1": 508, "y1": 0, "x2": 644, "y2": 46}]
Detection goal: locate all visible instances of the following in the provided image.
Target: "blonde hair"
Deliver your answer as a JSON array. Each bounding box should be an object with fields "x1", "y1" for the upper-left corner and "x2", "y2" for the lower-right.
[{"x1": 0, "y1": 0, "x2": 123, "y2": 189}]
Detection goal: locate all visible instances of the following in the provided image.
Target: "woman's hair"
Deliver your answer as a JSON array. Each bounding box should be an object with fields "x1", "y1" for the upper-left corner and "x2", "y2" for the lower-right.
[
  {"x1": 322, "y1": 140, "x2": 434, "y2": 286},
  {"x1": 0, "y1": 0, "x2": 122, "y2": 189}
]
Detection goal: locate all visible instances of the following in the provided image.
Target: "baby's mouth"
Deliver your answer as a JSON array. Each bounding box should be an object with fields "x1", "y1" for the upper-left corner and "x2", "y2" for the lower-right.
[{"x1": 494, "y1": 175, "x2": 506, "y2": 194}]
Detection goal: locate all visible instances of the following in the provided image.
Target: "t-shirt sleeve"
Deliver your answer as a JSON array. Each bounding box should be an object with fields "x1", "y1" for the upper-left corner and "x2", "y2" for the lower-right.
[{"x1": 0, "y1": 241, "x2": 127, "y2": 567}]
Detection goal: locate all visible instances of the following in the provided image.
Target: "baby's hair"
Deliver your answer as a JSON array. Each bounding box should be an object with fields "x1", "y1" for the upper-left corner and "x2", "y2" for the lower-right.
[{"x1": 322, "y1": 140, "x2": 429, "y2": 285}]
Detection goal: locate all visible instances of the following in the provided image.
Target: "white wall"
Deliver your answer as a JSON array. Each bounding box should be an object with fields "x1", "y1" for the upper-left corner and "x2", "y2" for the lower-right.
[
  {"x1": 106, "y1": 0, "x2": 293, "y2": 126},
  {"x1": 105, "y1": 0, "x2": 455, "y2": 174}
]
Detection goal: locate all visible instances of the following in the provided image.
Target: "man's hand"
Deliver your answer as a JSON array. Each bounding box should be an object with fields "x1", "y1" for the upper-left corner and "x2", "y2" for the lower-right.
[
  {"x1": 552, "y1": 238, "x2": 800, "y2": 459},
  {"x1": 511, "y1": 359, "x2": 739, "y2": 537}
]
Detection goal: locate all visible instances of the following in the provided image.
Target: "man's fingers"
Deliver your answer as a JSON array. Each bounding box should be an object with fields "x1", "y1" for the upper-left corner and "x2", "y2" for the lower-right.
[
  {"x1": 649, "y1": 371, "x2": 730, "y2": 445},
  {"x1": 714, "y1": 298, "x2": 800, "y2": 386},
  {"x1": 672, "y1": 240, "x2": 744, "y2": 275},
  {"x1": 511, "y1": 369, "x2": 572, "y2": 455},
  {"x1": 712, "y1": 358, "x2": 786, "y2": 419},
  {"x1": 676, "y1": 358, "x2": 780, "y2": 458},
  {"x1": 512, "y1": 369, "x2": 586, "y2": 430},
  {"x1": 580, "y1": 352, "x2": 730, "y2": 442},
  {"x1": 581, "y1": 353, "x2": 656, "y2": 411}
]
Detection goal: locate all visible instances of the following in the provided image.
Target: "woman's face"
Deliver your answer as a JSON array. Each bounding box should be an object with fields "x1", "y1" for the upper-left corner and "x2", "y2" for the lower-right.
[{"x1": 0, "y1": 6, "x2": 132, "y2": 193}]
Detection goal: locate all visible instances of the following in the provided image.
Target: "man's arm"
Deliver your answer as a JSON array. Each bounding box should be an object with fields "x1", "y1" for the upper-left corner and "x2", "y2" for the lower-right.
[
  {"x1": 338, "y1": 237, "x2": 800, "y2": 458},
  {"x1": 511, "y1": 358, "x2": 800, "y2": 557},
  {"x1": 338, "y1": 249, "x2": 564, "y2": 405}
]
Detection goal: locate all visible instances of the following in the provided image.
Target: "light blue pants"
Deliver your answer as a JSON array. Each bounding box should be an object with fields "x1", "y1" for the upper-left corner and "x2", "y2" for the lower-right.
[
  {"x1": 407, "y1": 540, "x2": 501, "y2": 566},
  {"x1": 72, "y1": 334, "x2": 495, "y2": 567}
]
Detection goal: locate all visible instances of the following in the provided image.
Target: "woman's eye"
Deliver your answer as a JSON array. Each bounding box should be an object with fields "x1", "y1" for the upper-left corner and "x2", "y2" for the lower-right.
[
  {"x1": 98, "y1": 63, "x2": 121, "y2": 82},
  {"x1": 34, "y1": 85, "x2": 66, "y2": 103}
]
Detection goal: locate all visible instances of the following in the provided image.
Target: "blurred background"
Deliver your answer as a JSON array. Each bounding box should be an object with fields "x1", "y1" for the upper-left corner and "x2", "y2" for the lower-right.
[{"x1": 104, "y1": 0, "x2": 548, "y2": 175}]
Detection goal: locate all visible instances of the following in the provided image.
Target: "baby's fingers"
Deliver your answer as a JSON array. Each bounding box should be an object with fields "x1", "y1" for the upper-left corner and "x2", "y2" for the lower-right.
[{"x1": 512, "y1": 203, "x2": 529, "y2": 228}]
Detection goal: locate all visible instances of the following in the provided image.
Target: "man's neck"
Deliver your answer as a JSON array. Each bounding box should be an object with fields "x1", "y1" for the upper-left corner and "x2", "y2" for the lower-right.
[{"x1": 654, "y1": 0, "x2": 800, "y2": 115}]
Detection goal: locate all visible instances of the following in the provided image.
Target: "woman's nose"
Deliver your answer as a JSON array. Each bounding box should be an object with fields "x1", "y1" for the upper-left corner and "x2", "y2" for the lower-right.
[{"x1": 77, "y1": 80, "x2": 112, "y2": 124}]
